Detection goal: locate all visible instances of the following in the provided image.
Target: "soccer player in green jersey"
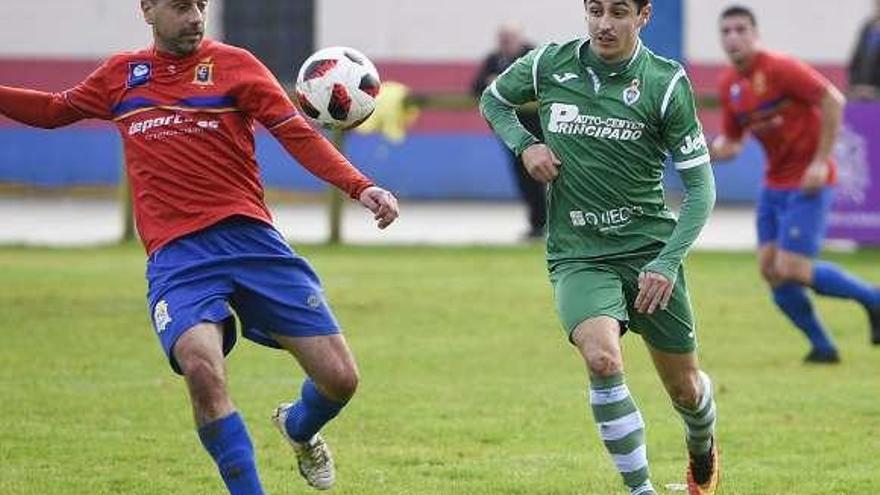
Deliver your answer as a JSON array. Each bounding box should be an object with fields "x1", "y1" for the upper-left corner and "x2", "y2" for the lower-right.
[{"x1": 480, "y1": 1, "x2": 719, "y2": 494}]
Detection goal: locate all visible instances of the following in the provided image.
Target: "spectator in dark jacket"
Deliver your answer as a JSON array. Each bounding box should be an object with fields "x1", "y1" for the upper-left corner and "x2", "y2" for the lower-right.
[
  {"x1": 472, "y1": 22, "x2": 546, "y2": 239},
  {"x1": 849, "y1": 0, "x2": 880, "y2": 99}
]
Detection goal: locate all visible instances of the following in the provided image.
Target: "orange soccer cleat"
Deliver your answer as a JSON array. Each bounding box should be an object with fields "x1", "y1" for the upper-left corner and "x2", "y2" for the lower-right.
[{"x1": 687, "y1": 438, "x2": 720, "y2": 495}]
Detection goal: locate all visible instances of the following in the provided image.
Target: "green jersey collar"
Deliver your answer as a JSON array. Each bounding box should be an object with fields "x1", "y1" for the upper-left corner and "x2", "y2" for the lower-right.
[{"x1": 579, "y1": 38, "x2": 644, "y2": 78}]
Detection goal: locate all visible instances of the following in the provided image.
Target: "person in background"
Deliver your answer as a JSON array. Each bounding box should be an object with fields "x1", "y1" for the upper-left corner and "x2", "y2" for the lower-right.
[
  {"x1": 849, "y1": 0, "x2": 880, "y2": 99},
  {"x1": 711, "y1": 5, "x2": 880, "y2": 364},
  {"x1": 472, "y1": 21, "x2": 547, "y2": 240}
]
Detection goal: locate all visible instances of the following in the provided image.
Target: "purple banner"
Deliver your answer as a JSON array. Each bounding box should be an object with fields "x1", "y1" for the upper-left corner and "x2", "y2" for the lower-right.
[{"x1": 828, "y1": 103, "x2": 880, "y2": 245}]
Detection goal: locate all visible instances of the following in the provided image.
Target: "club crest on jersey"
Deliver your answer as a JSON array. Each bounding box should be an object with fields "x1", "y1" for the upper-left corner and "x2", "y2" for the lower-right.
[
  {"x1": 193, "y1": 60, "x2": 214, "y2": 86},
  {"x1": 623, "y1": 79, "x2": 641, "y2": 106},
  {"x1": 127, "y1": 62, "x2": 152, "y2": 88}
]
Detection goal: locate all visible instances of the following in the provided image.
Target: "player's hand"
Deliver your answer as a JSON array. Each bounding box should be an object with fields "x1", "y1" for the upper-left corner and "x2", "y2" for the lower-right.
[
  {"x1": 359, "y1": 186, "x2": 399, "y2": 229},
  {"x1": 709, "y1": 134, "x2": 743, "y2": 163},
  {"x1": 635, "y1": 271, "x2": 674, "y2": 315},
  {"x1": 521, "y1": 144, "x2": 561, "y2": 183},
  {"x1": 800, "y1": 161, "x2": 829, "y2": 194}
]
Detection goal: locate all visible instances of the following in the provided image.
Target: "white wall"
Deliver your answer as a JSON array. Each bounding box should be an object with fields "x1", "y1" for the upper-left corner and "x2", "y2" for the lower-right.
[
  {"x1": 0, "y1": 0, "x2": 873, "y2": 64},
  {"x1": 317, "y1": 0, "x2": 587, "y2": 61},
  {"x1": 686, "y1": 0, "x2": 872, "y2": 63},
  {"x1": 0, "y1": 0, "x2": 223, "y2": 57},
  {"x1": 320, "y1": 0, "x2": 874, "y2": 63}
]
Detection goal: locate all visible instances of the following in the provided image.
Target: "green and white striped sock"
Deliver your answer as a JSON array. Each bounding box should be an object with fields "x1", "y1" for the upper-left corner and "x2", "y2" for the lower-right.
[
  {"x1": 589, "y1": 373, "x2": 655, "y2": 495},
  {"x1": 674, "y1": 370, "x2": 717, "y2": 455}
]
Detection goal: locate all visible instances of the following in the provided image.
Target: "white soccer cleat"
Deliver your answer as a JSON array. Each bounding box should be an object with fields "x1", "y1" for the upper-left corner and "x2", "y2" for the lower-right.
[{"x1": 272, "y1": 403, "x2": 336, "y2": 490}]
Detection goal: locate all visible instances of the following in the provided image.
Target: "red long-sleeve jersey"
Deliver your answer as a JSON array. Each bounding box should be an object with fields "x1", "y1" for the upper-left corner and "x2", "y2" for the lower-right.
[
  {"x1": 719, "y1": 50, "x2": 837, "y2": 190},
  {"x1": 0, "y1": 40, "x2": 374, "y2": 254}
]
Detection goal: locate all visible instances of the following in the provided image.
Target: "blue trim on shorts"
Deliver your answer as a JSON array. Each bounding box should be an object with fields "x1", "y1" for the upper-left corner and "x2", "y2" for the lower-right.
[
  {"x1": 146, "y1": 217, "x2": 340, "y2": 374},
  {"x1": 756, "y1": 187, "x2": 834, "y2": 257}
]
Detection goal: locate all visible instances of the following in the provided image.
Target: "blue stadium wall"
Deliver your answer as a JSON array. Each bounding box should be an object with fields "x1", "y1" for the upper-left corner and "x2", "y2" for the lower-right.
[{"x1": 0, "y1": 126, "x2": 766, "y2": 202}]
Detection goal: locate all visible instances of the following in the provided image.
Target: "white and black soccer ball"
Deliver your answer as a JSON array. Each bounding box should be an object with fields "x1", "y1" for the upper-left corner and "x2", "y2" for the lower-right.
[{"x1": 295, "y1": 46, "x2": 381, "y2": 130}]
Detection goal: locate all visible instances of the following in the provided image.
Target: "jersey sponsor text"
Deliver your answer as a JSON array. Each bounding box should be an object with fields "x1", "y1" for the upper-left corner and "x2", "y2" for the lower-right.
[
  {"x1": 129, "y1": 114, "x2": 220, "y2": 136},
  {"x1": 548, "y1": 103, "x2": 644, "y2": 140}
]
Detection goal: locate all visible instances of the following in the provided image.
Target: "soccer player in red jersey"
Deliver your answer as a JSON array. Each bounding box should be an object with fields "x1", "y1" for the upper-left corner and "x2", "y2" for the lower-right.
[
  {"x1": 710, "y1": 5, "x2": 880, "y2": 364},
  {"x1": 0, "y1": 1, "x2": 399, "y2": 493}
]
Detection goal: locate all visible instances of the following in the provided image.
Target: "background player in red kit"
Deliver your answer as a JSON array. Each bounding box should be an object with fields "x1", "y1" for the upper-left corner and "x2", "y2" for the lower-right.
[
  {"x1": 710, "y1": 5, "x2": 880, "y2": 363},
  {"x1": 0, "y1": 1, "x2": 399, "y2": 493}
]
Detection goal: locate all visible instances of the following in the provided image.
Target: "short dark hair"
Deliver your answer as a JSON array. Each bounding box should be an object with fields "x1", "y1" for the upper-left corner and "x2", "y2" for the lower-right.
[
  {"x1": 720, "y1": 5, "x2": 757, "y2": 27},
  {"x1": 584, "y1": 0, "x2": 651, "y2": 13}
]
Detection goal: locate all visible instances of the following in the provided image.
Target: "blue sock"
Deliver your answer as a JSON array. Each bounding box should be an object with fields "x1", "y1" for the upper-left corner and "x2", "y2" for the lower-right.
[
  {"x1": 773, "y1": 283, "x2": 836, "y2": 353},
  {"x1": 285, "y1": 379, "x2": 346, "y2": 443},
  {"x1": 197, "y1": 412, "x2": 265, "y2": 495},
  {"x1": 813, "y1": 261, "x2": 880, "y2": 307}
]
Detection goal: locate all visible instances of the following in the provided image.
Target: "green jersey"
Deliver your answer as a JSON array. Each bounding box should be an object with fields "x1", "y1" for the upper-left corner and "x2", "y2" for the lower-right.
[{"x1": 482, "y1": 38, "x2": 713, "y2": 272}]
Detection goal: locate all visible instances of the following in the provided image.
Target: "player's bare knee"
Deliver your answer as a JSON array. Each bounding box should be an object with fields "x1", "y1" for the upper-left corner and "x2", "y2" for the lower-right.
[
  {"x1": 774, "y1": 254, "x2": 813, "y2": 285},
  {"x1": 669, "y1": 374, "x2": 701, "y2": 409},
  {"x1": 337, "y1": 373, "x2": 360, "y2": 402},
  {"x1": 773, "y1": 260, "x2": 796, "y2": 283},
  {"x1": 324, "y1": 365, "x2": 359, "y2": 402},
  {"x1": 585, "y1": 350, "x2": 623, "y2": 378},
  {"x1": 312, "y1": 366, "x2": 360, "y2": 402},
  {"x1": 181, "y1": 354, "x2": 228, "y2": 405}
]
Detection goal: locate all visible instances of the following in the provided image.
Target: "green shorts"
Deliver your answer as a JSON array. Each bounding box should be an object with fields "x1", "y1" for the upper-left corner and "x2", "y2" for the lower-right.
[{"x1": 549, "y1": 255, "x2": 697, "y2": 353}]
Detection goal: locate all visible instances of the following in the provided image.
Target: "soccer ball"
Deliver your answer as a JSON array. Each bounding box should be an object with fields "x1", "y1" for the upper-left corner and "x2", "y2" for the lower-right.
[{"x1": 295, "y1": 46, "x2": 381, "y2": 130}]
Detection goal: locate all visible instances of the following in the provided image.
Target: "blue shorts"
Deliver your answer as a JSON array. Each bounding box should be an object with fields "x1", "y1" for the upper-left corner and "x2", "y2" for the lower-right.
[
  {"x1": 756, "y1": 187, "x2": 834, "y2": 257},
  {"x1": 146, "y1": 217, "x2": 339, "y2": 374}
]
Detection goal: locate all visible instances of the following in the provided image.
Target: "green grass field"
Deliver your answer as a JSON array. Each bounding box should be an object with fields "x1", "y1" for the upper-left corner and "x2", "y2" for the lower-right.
[{"x1": 1, "y1": 244, "x2": 879, "y2": 494}]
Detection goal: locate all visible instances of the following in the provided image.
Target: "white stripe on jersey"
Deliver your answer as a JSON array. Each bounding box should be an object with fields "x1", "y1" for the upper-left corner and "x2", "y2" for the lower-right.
[
  {"x1": 532, "y1": 44, "x2": 550, "y2": 99},
  {"x1": 488, "y1": 81, "x2": 517, "y2": 107},
  {"x1": 675, "y1": 153, "x2": 711, "y2": 170},
  {"x1": 269, "y1": 115, "x2": 298, "y2": 131},
  {"x1": 661, "y1": 69, "x2": 687, "y2": 119}
]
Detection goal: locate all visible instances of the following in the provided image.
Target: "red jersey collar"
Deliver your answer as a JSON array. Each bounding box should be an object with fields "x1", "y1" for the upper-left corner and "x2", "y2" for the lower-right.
[{"x1": 736, "y1": 49, "x2": 767, "y2": 76}]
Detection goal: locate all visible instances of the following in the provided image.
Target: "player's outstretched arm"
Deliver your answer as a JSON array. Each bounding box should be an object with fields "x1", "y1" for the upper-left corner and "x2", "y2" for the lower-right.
[
  {"x1": 479, "y1": 46, "x2": 545, "y2": 168},
  {"x1": 710, "y1": 100, "x2": 744, "y2": 163},
  {"x1": 801, "y1": 85, "x2": 846, "y2": 193},
  {"x1": 272, "y1": 115, "x2": 399, "y2": 229},
  {"x1": 271, "y1": 116, "x2": 375, "y2": 191},
  {"x1": 636, "y1": 164, "x2": 716, "y2": 314},
  {"x1": 639, "y1": 69, "x2": 717, "y2": 313},
  {"x1": 713, "y1": 73, "x2": 747, "y2": 163},
  {"x1": 637, "y1": 166, "x2": 716, "y2": 314},
  {"x1": 479, "y1": 87, "x2": 539, "y2": 160},
  {"x1": 0, "y1": 86, "x2": 85, "y2": 129}
]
